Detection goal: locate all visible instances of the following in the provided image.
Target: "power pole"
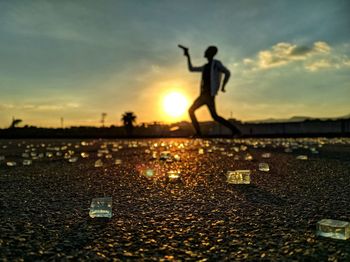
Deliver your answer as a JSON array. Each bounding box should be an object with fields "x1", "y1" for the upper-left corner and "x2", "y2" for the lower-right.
[
  {"x1": 60, "y1": 117, "x2": 64, "y2": 128},
  {"x1": 101, "y1": 113, "x2": 107, "y2": 127}
]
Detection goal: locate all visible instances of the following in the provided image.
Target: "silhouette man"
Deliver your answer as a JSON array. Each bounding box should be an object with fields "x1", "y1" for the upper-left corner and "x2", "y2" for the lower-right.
[{"x1": 180, "y1": 45, "x2": 241, "y2": 137}]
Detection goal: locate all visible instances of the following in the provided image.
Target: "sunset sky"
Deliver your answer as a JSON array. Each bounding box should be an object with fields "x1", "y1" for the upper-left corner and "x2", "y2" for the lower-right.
[{"x1": 0, "y1": 0, "x2": 349, "y2": 128}]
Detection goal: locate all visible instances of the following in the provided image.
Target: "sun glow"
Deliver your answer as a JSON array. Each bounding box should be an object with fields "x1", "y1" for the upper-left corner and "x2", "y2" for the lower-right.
[{"x1": 163, "y1": 92, "x2": 189, "y2": 118}]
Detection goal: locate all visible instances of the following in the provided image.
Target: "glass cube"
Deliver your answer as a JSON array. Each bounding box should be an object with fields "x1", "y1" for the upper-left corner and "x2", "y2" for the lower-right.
[
  {"x1": 167, "y1": 171, "x2": 181, "y2": 181},
  {"x1": 316, "y1": 219, "x2": 350, "y2": 240},
  {"x1": 143, "y1": 168, "x2": 155, "y2": 178},
  {"x1": 81, "y1": 152, "x2": 89, "y2": 158},
  {"x1": 6, "y1": 161, "x2": 17, "y2": 167},
  {"x1": 160, "y1": 151, "x2": 171, "y2": 160},
  {"x1": 244, "y1": 153, "x2": 253, "y2": 161},
  {"x1": 68, "y1": 157, "x2": 78, "y2": 163},
  {"x1": 94, "y1": 159, "x2": 103, "y2": 167},
  {"x1": 115, "y1": 159, "x2": 122, "y2": 165},
  {"x1": 296, "y1": 155, "x2": 308, "y2": 160},
  {"x1": 258, "y1": 163, "x2": 270, "y2": 172},
  {"x1": 261, "y1": 153, "x2": 271, "y2": 158},
  {"x1": 22, "y1": 159, "x2": 32, "y2": 166},
  {"x1": 173, "y1": 154, "x2": 181, "y2": 161},
  {"x1": 89, "y1": 197, "x2": 112, "y2": 218},
  {"x1": 227, "y1": 170, "x2": 251, "y2": 184}
]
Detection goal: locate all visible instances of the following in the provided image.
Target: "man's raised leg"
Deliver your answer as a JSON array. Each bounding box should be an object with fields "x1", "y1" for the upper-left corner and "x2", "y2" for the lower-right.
[{"x1": 207, "y1": 98, "x2": 241, "y2": 135}]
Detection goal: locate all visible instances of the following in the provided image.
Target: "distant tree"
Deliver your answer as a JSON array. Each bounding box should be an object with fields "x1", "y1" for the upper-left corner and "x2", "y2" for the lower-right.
[
  {"x1": 121, "y1": 112, "x2": 136, "y2": 136},
  {"x1": 9, "y1": 118, "x2": 22, "y2": 128}
]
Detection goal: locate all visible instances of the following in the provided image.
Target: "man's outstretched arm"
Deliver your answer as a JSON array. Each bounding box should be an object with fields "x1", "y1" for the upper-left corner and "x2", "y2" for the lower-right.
[{"x1": 185, "y1": 52, "x2": 203, "y2": 72}]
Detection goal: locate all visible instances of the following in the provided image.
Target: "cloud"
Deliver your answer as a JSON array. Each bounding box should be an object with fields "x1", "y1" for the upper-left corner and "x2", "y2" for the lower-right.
[
  {"x1": 305, "y1": 59, "x2": 333, "y2": 72},
  {"x1": 257, "y1": 41, "x2": 330, "y2": 69},
  {"x1": 0, "y1": 102, "x2": 80, "y2": 111},
  {"x1": 305, "y1": 57, "x2": 350, "y2": 72},
  {"x1": 243, "y1": 41, "x2": 350, "y2": 72}
]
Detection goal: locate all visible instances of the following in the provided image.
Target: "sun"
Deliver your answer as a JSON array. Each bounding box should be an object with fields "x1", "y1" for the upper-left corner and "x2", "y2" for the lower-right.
[{"x1": 163, "y1": 92, "x2": 189, "y2": 118}]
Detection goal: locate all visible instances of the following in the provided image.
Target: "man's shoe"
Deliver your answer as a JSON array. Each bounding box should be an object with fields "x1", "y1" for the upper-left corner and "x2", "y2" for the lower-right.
[{"x1": 190, "y1": 133, "x2": 203, "y2": 139}]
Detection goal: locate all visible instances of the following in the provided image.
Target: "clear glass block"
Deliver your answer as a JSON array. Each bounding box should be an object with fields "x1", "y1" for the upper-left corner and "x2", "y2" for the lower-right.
[
  {"x1": 244, "y1": 153, "x2": 253, "y2": 161},
  {"x1": 261, "y1": 153, "x2": 271, "y2": 158},
  {"x1": 316, "y1": 219, "x2": 350, "y2": 240},
  {"x1": 94, "y1": 159, "x2": 103, "y2": 167},
  {"x1": 22, "y1": 159, "x2": 32, "y2": 166},
  {"x1": 68, "y1": 157, "x2": 78, "y2": 163},
  {"x1": 160, "y1": 151, "x2": 171, "y2": 160},
  {"x1": 227, "y1": 170, "x2": 251, "y2": 184},
  {"x1": 89, "y1": 197, "x2": 112, "y2": 218},
  {"x1": 167, "y1": 171, "x2": 180, "y2": 181},
  {"x1": 46, "y1": 152, "x2": 53, "y2": 158},
  {"x1": 296, "y1": 155, "x2": 308, "y2": 160},
  {"x1": 143, "y1": 168, "x2": 155, "y2": 178},
  {"x1": 81, "y1": 152, "x2": 89, "y2": 158},
  {"x1": 240, "y1": 145, "x2": 247, "y2": 151},
  {"x1": 258, "y1": 163, "x2": 270, "y2": 172},
  {"x1": 310, "y1": 148, "x2": 319, "y2": 154},
  {"x1": 6, "y1": 161, "x2": 17, "y2": 167}
]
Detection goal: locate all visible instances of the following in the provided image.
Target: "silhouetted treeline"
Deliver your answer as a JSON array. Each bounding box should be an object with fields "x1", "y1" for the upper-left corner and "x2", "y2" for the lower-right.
[{"x1": 0, "y1": 118, "x2": 349, "y2": 138}]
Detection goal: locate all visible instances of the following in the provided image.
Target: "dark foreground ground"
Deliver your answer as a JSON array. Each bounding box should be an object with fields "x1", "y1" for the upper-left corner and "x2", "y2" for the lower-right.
[{"x1": 0, "y1": 138, "x2": 349, "y2": 261}]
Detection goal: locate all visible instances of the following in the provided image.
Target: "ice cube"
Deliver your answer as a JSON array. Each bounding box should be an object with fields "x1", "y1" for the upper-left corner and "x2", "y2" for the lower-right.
[
  {"x1": 261, "y1": 153, "x2": 271, "y2": 158},
  {"x1": 68, "y1": 157, "x2": 78, "y2": 163},
  {"x1": 258, "y1": 163, "x2": 270, "y2": 172},
  {"x1": 6, "y1": 161, "x2": 17, "y2": 167},
  {"x1": 226, "y1": 170, "x2": 251, "y2": 184},
  {"x1": 143, "y1": 168, "x2": 155, "y2": 178},
  {"x1": 81, "y1": 152, "x2": 89, "y2": 158},
  {"x1": 89, "y1": 197, "x2": 112, "y2": 218},
  {"x1": 94, "y1": 159, "x2": 103, "y2": 167},
  {"x1": 105, "y1": 154, "x2": 113, "y2": 159},
  {"x1": 160, "y1": 151, "x2": 171, "y2": 160},
  {"x1": 316, "y1": 219, "x2": 350, "y2": 240},
  {"x1": 22, "y1": 159, "x2": 32, "y2": 166},
  {"x1": 244, "y1": 153, "x2": 253, "y2": 161},
  {"x1": 167, "y1": 171, "x2": 181, "y2": 181},
  {"x1": 296, "y1": 155, "x2": 308, "y2": 160}
]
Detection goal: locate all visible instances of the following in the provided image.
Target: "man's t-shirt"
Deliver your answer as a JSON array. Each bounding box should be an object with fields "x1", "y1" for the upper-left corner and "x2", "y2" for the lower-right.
[{"x1": 201, "y1": 61, "x2": 212, "y2": 95}]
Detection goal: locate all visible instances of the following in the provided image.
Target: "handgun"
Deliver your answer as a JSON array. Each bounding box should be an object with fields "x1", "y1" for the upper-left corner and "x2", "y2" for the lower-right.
[{"x1": 178, "y1": 44, "x2": 189, "y2": 56}]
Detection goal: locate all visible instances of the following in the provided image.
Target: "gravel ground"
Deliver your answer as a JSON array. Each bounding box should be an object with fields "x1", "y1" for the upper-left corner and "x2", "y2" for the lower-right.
[{"x1": 0, "y1": 138, "x2": 350, "y2": 261}]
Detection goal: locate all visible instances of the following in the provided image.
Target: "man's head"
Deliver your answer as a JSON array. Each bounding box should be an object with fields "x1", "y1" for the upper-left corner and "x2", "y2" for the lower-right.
[{"x1": 204, "y1": 46, "x2": 218, "y2": 59}]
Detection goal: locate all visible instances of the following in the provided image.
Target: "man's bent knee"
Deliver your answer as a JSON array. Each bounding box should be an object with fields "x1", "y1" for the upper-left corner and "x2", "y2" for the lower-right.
[{"x1": 189, "y1": 107, "x2": 196, "y2": 115}]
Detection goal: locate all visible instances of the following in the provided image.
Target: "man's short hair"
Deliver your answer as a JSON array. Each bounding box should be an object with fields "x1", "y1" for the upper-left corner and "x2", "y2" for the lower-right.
[{"x1": 207, "y1": 46, "x2": 218, "y2": 56}]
